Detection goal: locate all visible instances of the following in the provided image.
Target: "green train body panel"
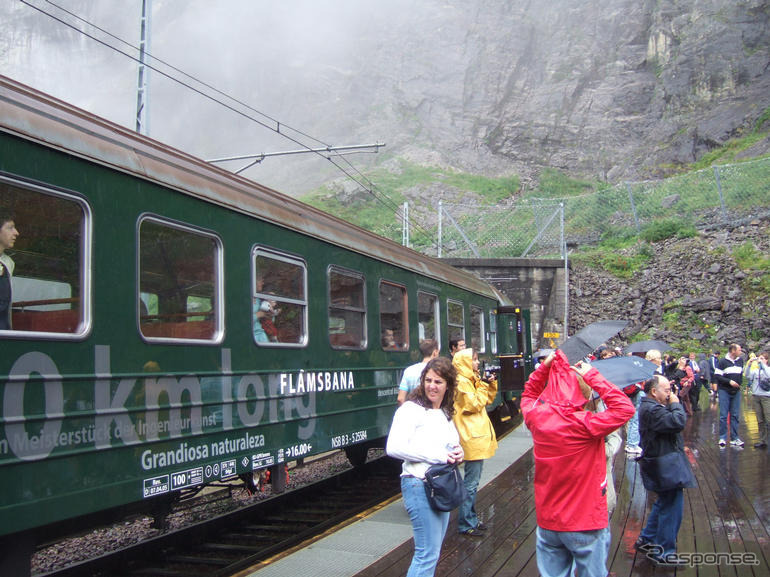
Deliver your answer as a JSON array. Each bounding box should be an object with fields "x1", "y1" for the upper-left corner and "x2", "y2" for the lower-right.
[{"x1": 0, "y1": 76, "x2": 528, "y2": 538}]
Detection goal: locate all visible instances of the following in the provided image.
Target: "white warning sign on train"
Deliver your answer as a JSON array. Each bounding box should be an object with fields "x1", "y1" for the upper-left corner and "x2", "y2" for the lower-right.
[
  {"x1": 143, "y1": 475, "x2": 169, "y2": 498},
  {"x1": 220, "y1": 459, "x2": 236, "y2": 478},
  {"x1": 170, "y1": 467, "x2": 204, "y2": 490},
  {"x1": 252, "y1": 452, "x2": 275, "y2": 470}
]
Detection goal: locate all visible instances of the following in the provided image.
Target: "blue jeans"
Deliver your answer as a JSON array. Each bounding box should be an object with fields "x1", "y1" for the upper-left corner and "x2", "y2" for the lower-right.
[
  {"x1": 640, "y1": 488, "x2": 683, "y2": 556},
  {"x1": 717, "y1": 388, "x2": 741, "y2": 441},
  {"x1": 459, "y1": 459, "x2": 483, "y2": 532},
  {"x1": 401, "y1": 475, "x2": 450, "y2": 577},
  {"x1": 536, "y1": 526, "x2": 609, "y2": 577},
  {"x1": 626, "y1": 391, "x2": 644, "y2": 446}
]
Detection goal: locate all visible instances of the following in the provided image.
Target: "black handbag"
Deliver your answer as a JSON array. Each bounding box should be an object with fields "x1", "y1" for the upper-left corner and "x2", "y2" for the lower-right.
[
  {"x1": 638, "y1": 450, "x2": 696, "y2": 493},
  {"x1": 423, "y1": 463, "x2": 467, "y2": 511}
]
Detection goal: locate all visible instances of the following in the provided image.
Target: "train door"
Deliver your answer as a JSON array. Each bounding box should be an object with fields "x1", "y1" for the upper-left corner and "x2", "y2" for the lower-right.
[{"x1": 496, "y1": 306, "x2": 532, "y2": 394}]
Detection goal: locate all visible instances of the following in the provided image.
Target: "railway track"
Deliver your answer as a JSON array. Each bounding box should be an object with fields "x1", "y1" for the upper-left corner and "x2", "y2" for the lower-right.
[{"x1": 40, "y1": 455, "x2": 403, "y2": 577}]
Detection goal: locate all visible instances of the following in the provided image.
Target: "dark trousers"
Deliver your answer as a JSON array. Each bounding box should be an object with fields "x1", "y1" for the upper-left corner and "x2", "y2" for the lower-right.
[
  {"x1": 640, "y1": 488, "x2": 684, "y2": 556},
  {"x1": 689, "y1": 382, "x2": 702, "y2": 411}
]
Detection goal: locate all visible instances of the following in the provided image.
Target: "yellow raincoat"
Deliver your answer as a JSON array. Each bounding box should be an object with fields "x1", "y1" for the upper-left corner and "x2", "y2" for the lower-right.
[{"x1": 452, "y1": 348, "x2": 498, "y2": 460}]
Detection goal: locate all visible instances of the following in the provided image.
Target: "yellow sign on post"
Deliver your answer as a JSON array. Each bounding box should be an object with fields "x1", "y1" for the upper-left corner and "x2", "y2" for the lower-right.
[{"x1": 543, "y1": 332, "x2": 560, "y2": 339}]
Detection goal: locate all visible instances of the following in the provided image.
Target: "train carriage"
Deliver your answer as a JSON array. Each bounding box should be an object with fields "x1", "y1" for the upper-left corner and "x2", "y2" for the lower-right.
[{"x1": 0, "y1": 75, "x2": 528, "y2": 561}]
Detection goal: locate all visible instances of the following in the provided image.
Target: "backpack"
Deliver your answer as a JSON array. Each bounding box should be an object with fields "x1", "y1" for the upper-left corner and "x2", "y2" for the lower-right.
[{"x1": 623, "y1": 382, "x2": 641, "y2": 397}]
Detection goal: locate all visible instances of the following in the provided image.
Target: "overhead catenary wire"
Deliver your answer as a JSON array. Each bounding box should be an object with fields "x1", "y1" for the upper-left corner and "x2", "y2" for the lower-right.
[{"x1": 20, "y1": 0, "x2": 439, "y2": 248}]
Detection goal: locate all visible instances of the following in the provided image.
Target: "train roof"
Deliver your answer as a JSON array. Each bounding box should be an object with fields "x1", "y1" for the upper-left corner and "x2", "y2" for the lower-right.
[{"x1": 0, "y1": 75, "x2": 501, "y2": 302}]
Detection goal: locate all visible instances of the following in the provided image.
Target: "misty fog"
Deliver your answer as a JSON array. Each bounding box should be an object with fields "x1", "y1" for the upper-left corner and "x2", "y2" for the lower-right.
[{"x1": 1, "y1": 0, "x2": 430, "y2": 193}]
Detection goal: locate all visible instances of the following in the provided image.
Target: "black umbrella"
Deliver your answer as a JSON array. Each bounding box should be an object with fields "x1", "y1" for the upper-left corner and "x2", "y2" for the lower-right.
[
  {"x1": 591, "y1": 356, "x2": 658, "y2": 389},
  {"x1": 626, "y1": 339, "x2": 672, "y2": 354},
  {"x1": 559, "y1": 320, "x2": 628, "y2": 365},
  {"x1": 533, "y1": 348, "x2": 555, "y2": 359}
]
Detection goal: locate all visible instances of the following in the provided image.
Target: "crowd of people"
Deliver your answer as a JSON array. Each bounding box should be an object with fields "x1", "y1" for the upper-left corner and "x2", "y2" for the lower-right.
[{"x1": 386, "y1": 338, "x2": 769, "y2": 576}]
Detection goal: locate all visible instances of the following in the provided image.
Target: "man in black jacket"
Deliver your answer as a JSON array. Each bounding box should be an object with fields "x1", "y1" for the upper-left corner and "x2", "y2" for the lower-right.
[
  {"x1": 713, "y1": 343, "x2": 745, "y2": 447},
  {"x1": 635, "y1": 375, "x2": 692, "y2": 567}
]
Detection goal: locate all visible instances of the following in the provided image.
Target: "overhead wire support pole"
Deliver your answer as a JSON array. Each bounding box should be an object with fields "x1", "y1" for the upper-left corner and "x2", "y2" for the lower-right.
[
  {"x1": 135, "y1": 0, "x2": 151, "y2": 135},
  {"x1": 402, "y1": 202, "x2": 409, "y2": 247}
]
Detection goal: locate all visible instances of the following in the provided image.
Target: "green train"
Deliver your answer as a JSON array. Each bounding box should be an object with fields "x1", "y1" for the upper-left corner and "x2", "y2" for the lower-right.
[{"x1": 0, "y1": 76, "x2": 530, "y2": 560}]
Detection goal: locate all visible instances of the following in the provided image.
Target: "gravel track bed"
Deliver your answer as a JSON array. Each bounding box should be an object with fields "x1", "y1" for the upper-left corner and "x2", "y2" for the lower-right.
[{"x1": 32, "y1": 451, "x2": 356, "y2": 575}]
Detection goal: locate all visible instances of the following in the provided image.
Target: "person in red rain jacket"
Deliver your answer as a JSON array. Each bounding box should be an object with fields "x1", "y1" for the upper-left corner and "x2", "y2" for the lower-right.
[{"x1": 522, "y1": 350, "x2": 635, "y2": 577}]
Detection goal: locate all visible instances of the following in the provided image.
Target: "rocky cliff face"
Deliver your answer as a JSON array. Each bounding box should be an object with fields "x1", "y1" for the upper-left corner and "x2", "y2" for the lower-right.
[
  {"x1": 359, "y1": 0, "x2": 770, "y2": 183},
  {"x1": 568, "y1": 221, "x2": 770, "y2": 353}
]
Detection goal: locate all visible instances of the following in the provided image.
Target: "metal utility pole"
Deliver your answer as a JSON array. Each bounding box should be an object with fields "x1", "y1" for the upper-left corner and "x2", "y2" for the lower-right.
[
  {"x1": 402, "y1": 202, "x2": 409, "y2": 247},
  {"x1": 135, "y1": 0, "x2": 152, "y2": 135}
]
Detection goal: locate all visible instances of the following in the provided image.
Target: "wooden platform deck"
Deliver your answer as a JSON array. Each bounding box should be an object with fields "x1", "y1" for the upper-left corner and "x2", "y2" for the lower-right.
[{"x1": 356, "y1": 393, "x2": 770, "y2": 577}]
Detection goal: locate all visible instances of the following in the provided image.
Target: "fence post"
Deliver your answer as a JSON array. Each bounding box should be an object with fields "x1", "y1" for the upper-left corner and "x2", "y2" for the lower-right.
[
  {"x1": 714, "y1": 165, "x2": 727, "y2": 221},
  {"x1": 438, "y1": 200, "x2": 442, "y2": 258},
  {"x1": 626, "y1": 182, "x2": 640, "y2": 233},
  {"x1": 562, "y1": 202, "x2": 568, "y2": 338}
]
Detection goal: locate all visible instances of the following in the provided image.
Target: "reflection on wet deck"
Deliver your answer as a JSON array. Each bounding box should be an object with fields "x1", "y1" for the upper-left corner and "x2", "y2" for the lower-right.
[{"x1": 357, "y1": 393, "x2": 770, "y2": 576}]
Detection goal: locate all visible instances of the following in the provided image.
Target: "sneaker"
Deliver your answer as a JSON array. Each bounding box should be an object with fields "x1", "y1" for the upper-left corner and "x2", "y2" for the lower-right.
[
  {"x1": 718, "y1": 438, "x2": 727, "y2": 447},
  {"x1": 460, "y1": 528, "x2": 484, "y2": 537},
  {"x1": 475, "y1": 522, "x2": 488, "y2": 532},
  {"x1": 625, "y1": 445, "x2": 642, "y2": 455},
  {"x1": 730, "y1": 438, "x2": 745, "y2": 447},
  {"x1": 754, "y1": 441, "x2": 768, "y2": 448},
  {"x1": 633, "y1": 536, "x2": 652, "y2": 552}
]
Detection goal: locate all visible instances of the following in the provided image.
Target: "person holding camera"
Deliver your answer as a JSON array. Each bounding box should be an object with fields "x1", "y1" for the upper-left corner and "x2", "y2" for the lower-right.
[
  {"x1": 747, "y1": 352, "x2": 770, "y2": 448},
  {"x1": 452, "y1": 348, "x2": 498, "y2": 537},
  {"x1": 672, "y1": 357, "x2": 694, "y2": 416},
  {"x1": 522, "y1": 351, "x2": 634, "y2": 577},
  {"x1": 635, "y1": 374, "x2": 693, "y2": 566}
]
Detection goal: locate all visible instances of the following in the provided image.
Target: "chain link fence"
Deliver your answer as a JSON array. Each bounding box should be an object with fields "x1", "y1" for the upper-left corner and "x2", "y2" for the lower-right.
[{"x1": 426, "y1": 156, "x2": 770, "y2": 259}]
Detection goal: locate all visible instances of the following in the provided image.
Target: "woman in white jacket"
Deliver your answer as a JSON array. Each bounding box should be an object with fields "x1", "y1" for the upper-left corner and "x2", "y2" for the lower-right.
[{"x1": 386, "y1": 357, "x2": 464, "y2": 577}]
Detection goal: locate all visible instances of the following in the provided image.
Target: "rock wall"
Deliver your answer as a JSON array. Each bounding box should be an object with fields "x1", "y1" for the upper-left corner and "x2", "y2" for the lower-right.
[
  {"x1": 569, "y1": 221, "x2": 770, "y2": 353},
  {"x1": 359, "y1": 0, "x2": 770, "y2": 183}
]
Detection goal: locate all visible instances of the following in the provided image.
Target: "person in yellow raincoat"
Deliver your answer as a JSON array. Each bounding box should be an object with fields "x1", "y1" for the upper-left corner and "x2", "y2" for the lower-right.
[{"x1": 452, "y1": 348, "x2": 498, "y2": 536}]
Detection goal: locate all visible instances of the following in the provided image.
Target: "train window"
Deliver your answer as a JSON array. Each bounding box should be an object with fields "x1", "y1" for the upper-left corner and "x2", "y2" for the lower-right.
[
  {"x1": 417, "y1": 291, "x2": 439, "y2": 347},
  {"x1": 0, "y1": 177, "x2": 91, "y2": 338},
  {"x1": 328, "y1": 266, "x2": 366, "y2": 349},
  {"x1": 379, "y1": 281, "x2": 408, "y2": 350},
  {"x1": 489, "y1": 310, "x2": 498, "y2": 354},
  {"x1": 447, "y1": 299, "x2": 465, "y2": 344},
  {"x1": 138, "y1": 217, "x2": 222, "y2": 343},
  {"x1": 252, "y1": 248, "x2": 307, "y2": 347},
  {"x1": 470, "y1": 305, "x2": 485, "y2": 353}
]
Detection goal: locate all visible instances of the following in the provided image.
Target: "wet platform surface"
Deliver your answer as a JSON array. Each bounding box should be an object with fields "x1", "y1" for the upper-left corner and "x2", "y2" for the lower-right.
[{"x1": 356, "y1": 393, "x2": 770, "y2": 577}]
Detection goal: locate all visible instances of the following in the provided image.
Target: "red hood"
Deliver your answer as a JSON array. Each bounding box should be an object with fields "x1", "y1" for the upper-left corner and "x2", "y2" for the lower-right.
[{"x1": 539, "y1": 350, "x2": 588, "y2": 410}]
